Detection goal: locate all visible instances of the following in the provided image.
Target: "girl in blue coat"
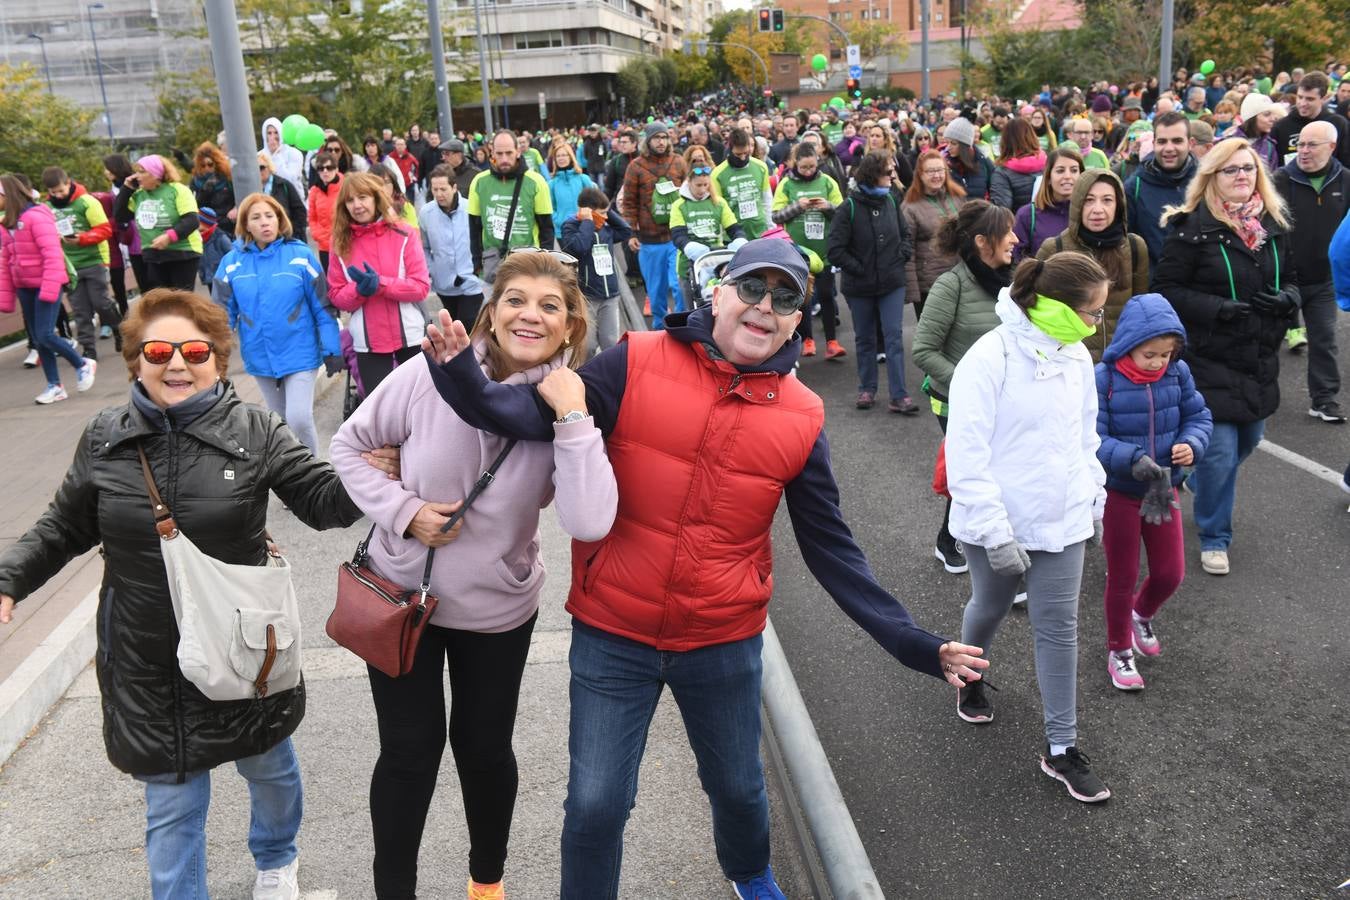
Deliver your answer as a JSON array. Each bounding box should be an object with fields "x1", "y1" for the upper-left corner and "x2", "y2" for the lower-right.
[
  {"x1": 1095, "y1": 293, "x2": 1212, "y2": 691},
  {"x1": 213, "y1": 192, "x2": 341, "y2": 454}
]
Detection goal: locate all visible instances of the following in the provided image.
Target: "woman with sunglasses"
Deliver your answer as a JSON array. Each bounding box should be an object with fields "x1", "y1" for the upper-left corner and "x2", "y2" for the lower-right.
[
  {"x1": 945, "y1": 252, "x2": 1112, "y2": 804},
  {"x1": 1153, "y1": 138, "x2": 1297, "y2": 577},
  {"x1": 308, "y1": 150, "x2": 344, "y2": 273},
  {"x1": 328, "y1": 171, "x2": 431, "y2": 394},
  {"x1": 330, "y1": 251, "x2": 616, "y2": 900},
  {"x1": 0, "y1": 287, "x2": 399, "y2": 897},
  {"x1": 257, "y1": 150, "x2": 308, "y2": 243},
  {"x1": 213, "y1": 193, "x2": 340, "y2": 455},
  {"x1": 190, "y1": 142, "x2": 235, "y2": 233},
  {"x1": 310, "y1": 136, "x2": 355, "y2": 189}
]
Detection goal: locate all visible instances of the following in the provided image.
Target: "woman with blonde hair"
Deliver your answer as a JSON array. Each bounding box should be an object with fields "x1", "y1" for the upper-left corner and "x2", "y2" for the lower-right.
[
  {"x1": 190, "y1": 142, "x2": 235, "y2": 230},
  {"x1": 257, "y1": 150, "x2": 309, "y2": 242},
  {"x1": 1153, "y1": 137, "x2": 1296, "y2": 577},
  {"x1": 331, "y1": 250, "x2": 616, "y2": 900},
  {"x1": 547, "y1": 141, "x2": 595, "y2": 234},
  {"x1": 213, "y1": 192, "x2": 340, "y2": 454},
  {"x1": 328, "y1": 171, "x2": 431, "y2": 394},
  {"x1": 112, "y1": 154, "x2": 202, "y2": 291}
]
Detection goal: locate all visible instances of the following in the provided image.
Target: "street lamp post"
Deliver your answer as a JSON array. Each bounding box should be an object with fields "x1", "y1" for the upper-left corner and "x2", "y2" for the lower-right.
[
  {"x1": 471, "y1": 0, "x2": 493, "y2": 132},
  {"x1": 25, "y1": 34, "x2": 53, "y2": 94},
  {"x1": 86, "y1": 3, "x2": 115, "y2": 141}
]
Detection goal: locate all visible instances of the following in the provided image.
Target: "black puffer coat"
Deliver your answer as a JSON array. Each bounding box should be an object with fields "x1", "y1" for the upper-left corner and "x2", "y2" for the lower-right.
[
  {"x1": 0, "y1": 384, "x2": 362, "y2": 780},
  {"x1": 1151, "y1": 205, "x2": 1298, "y2": 423},
  {"x1": 827, "y1": 187, "x2": 914, "y2": 299}
]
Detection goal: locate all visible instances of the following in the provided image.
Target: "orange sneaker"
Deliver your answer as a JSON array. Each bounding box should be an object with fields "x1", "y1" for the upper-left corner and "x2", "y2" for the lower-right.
[
  {"x1": 468, "y1": 879, "x2": 505, "y2": 900},
  {"x1": 801, "y1": 338, "x2": 817, "y2": 357},
  {"x1": 825, "y1": 339, "x2": 848, "y2": 359}
]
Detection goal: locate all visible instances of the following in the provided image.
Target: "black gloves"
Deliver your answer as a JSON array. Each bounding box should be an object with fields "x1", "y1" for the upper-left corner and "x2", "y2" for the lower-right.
[
  {"x1": 1130, "y1": 454, "x2": 1164, "y2": 482},
  {"x1": 1217, "y1": 301, "x2": 1252, "y2": 321},
  {"x1": 1139, "y1": 465, "x2": 1180, "y2": 526},
  {"x1": 324, "y1": 355, "x2": 345, "y2": 377},
  {"x1": 1250, "y1": 287, "x2": 1300, "y2": 317}
]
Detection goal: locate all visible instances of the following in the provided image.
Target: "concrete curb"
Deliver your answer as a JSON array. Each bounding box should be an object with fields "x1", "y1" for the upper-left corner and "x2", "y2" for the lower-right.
[{"x1": 0, "y1": 588, "x2": 98, "y2": 766}]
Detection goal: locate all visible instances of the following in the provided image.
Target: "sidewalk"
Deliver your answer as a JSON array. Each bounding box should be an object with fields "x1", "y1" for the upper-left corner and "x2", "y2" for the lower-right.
[{"x1": 0, "y1": 357, "x2": 817, "y2": 898}]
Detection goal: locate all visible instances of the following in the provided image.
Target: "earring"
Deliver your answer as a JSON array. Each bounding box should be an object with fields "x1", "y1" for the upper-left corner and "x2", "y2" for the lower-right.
[{"x1": 563, "y1": 335, "x2": 570, "y2": 347}]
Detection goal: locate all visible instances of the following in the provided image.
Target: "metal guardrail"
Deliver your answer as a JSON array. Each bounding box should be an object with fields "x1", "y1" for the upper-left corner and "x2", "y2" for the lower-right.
[{"x1": 761, "y1": 618, "x2": 886, "y2": 900}]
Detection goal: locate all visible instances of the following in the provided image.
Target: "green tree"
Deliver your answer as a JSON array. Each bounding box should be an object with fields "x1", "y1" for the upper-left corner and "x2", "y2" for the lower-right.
[
  {"x1": 652, "y1": 57, "x2": 680, "y2": 101},
  {"x1": 1180, "y1": 0, "x2": 1350, "y2": 72},
  {"x1": 963, "y1": 0, "x2": 1082, "y2": 97},
  {"x1": 157, "y1": 67, "x2": 233, "y2": 155},
  {"x1": 0, "y1": 65, "x2": 107, "y2": 186},
  {"x1": 847, "y1": 21, "x2": 906, "y2": 64},
  {"x1": 673, "y1": 51, "x2": 716, "y2": 96},
  {"x1": 616, "y1": 58, "x2": 651, "y2": 116}
]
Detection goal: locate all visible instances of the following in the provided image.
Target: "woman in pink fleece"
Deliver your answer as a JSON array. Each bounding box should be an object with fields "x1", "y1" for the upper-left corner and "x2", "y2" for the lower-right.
[
  {"x1": 0, "y1": 173, "x2": 93, "y2": 405},
  {"x1": 329, "y1": 251, "x2": 617, "y2": 900},
  {"x1": 327, "y1": 171, "x2": 431, "y2": 395}
]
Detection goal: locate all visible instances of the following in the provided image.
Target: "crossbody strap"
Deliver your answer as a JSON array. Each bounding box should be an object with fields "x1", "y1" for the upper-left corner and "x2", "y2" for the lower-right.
[
  {"x1": 500, "y1": 173, "x2": 527, "y2": 255},
  {"x1": 137, "y1": 445, "x2": 179, "y2": 539}
]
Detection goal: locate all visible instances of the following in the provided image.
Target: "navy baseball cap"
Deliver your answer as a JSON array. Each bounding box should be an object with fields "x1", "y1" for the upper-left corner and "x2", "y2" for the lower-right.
[{"x1": 721, "y1": 238, "x2": 809, "y2": 297}]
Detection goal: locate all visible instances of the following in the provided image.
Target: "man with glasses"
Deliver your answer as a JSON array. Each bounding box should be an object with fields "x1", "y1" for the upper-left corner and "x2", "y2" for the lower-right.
[
  {"x1": 419, "y1": 237, "x2": 988, "y2": 900},
  {"x1": 1273, "y1": 72, "x2": 1350, "y2": 167},
  {"x1": 1274, "y1": 121, "x2": 1350, "y2": 422},
  {"x1": 620, "y1": 121, "x2": 687, "y2": 329},
  {"x1": 1064, "y1": 119, "x2": 1110, "y2": 169},
  {"x1": 1124, "y1": 110, "x2": 1196, "y2": 266}
]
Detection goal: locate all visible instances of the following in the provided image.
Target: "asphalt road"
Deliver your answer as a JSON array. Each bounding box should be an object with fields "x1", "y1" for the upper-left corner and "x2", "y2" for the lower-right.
[{"x1": 768, "y1": 292, "x2": 1350, "y2": 900}]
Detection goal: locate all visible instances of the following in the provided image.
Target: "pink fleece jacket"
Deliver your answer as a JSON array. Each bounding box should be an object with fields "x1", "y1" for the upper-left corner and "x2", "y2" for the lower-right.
[
  {"x1": 0, "y1": 205, "x2": 69, "y2": 312},
  {"x1": 330, "y1": 346, "x2": 618, "y2": 633},
  {"x1": 1004, "y1": 151, "x2": 1048, "y2": 175},
  {"x1": 327, "y1": 218, "x2": 431, "y2": 354}
]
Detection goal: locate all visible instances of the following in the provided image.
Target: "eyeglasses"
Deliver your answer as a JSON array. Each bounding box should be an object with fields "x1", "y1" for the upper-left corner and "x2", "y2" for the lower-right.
[
  {"x1": 259, "y1": 165, "x2": 269, "y2": 172},
  {"x1": 1296, "y1": 140, "x2": 1330, "y2": 149},
  {"x1": 139, "y1": 340, "x2": 215, "y2": 366},
  {"x1": 1093, "y1": 129, "x2": 1105, "y2": 135},
  {"x1": 732, "y1": 276, "x2": 805, "y2": 316},
  {"x1": 691, "y1": 166, "x2": 713, "y2": 176},
  {"x1": 318, "y1": 164, "x2": 337, "y2": 171},
  {"x1": 509, "y1": 247, "x2": 579, "y2": 268},
  {"x1": 1217, "y1": 163, "x2": 1257, "y2": 177},
  {"x1": 1079, "y1": 307, "x2": 1106, "y2": 323}
]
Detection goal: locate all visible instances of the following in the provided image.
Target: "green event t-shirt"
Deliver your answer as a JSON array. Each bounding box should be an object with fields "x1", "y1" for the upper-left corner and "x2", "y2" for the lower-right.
[
  {"x1": 670, "y1": 193, "x2": 738, "y2": 275},
  {"x1": 772, "y1": 172, "x2": 843, "y2": 257},
  {"x1": 467, "y1": 169, "x2": 554, "y2": 252},
  {"x1": 127, "y1": 182, "x2": 202, "y2": 255},
  {"x1": 822, "y1": 122, "x2": 843, "y2": 147},
  {"x1": 712, "y1": 157, "x2": 771, "y2": 239},
  {"x1": 47, "y1": 193, "x2": 110, "y2": 270}
]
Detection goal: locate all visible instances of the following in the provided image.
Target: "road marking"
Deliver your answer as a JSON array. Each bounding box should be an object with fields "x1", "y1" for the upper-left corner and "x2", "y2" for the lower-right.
[
  {"x1": 1257, "y1": 438, "x2": 1345, "y2": 488},
  {"x1": 302, "y1": 892, "x2": 338, "y2": 899}
]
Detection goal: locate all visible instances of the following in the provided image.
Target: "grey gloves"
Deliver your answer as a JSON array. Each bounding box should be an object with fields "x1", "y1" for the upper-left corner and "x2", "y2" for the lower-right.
[
  {"x1": 1140, "y1": 465, "x2": 1179, "y2": 526},
  {"x1": 986, "y1": 541, "x2": 1031, "y2": 577},
  {"x1": 1131, "y1": 454, "x2": 1163, "y2": 482}
]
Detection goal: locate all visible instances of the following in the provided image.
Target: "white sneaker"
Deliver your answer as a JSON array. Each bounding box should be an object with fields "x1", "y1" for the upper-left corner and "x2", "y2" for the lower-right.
[
  {"x1": 22, "y1": 348, "x2": 38, "y2": 368},
  {"x1": 253, "y1": 856, "x2": 299, "y2": 900},
  {"x1": 76, "y1": 359, "x2": 97, "y2": 392},
  {"x1": 1013, "y1": 591, "x2": 1028, "y2": 606},
  {"x1": 1200, "y1": 549, "x2": 1229, "y2": 576},
  {"x1": 35, "y1": 384, "x2": 68, "y2": 405}
]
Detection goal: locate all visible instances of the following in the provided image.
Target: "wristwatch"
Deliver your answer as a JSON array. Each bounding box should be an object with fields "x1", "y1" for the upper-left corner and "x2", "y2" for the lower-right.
[{"x1": 556, "y1": 410, "x2": 589, "y2": 424}]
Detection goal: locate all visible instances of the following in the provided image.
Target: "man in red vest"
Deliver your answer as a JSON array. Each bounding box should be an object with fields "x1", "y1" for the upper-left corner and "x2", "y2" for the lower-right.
[{"x1": 422, "y1": 239, "x2": 987, "y2": 899}]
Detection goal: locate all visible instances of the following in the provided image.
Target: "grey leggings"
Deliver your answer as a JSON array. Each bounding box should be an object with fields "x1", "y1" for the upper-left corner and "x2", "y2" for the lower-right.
[
  {"x1": 961, "y1": 541, "x2": 1085, "y2": 747},
  {"x1": 253, "y1": 369, "x2": 319, "y2": 455}
]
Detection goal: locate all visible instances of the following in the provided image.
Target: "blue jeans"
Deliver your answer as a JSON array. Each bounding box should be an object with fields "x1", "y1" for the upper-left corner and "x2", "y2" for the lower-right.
[
  {"x1": 137, "y1": 737, "x2": 302, "y2": 899},
  {"x1": 637, "y1": 241, "x2": 680, "y2": 330},
  {"x1": 561, "y1": 622, "x2": 769, "y2": 899},
  {"x1": 18, "y1": 287, "x2": 85, "y2": 387},
  {"x1": 1191, "y1": 419, "x2": 1265, "y2": 552},
  {"x1": 846, "y1": 285, "x2": 908, "y2": 400}
]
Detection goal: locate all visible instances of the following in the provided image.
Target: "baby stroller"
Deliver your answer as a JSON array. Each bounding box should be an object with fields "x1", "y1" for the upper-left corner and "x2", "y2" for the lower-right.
[
  {"x1": 690, "y1": 248, "x2": 737, "y2": 310},
  {"x1": 339, "y1": 328, "x2": 365, "y2": 420}
]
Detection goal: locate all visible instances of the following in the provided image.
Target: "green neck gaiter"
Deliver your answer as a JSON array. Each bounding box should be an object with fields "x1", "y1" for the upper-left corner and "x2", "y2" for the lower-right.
[{"x1": 1026, "y1": 294, "x2": 1096, "y2": 345}]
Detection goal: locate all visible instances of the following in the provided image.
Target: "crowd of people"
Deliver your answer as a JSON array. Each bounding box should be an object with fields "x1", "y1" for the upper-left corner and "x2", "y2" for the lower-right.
[{"x1": 0, "y1": 53, "x2": 1349, "y2": 900}]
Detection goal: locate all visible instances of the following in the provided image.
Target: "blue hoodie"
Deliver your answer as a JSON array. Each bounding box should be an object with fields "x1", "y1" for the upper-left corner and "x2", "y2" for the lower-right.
[
  {"x1": 213, "y1": 237, "x2": 341, "y2": 379},
  {"x1": 1095, "y1": 293, "x2": 1214, "y2": 497},
  {"x1": 1331, "y1": 206, "x2": 1350, "y2": 312}
]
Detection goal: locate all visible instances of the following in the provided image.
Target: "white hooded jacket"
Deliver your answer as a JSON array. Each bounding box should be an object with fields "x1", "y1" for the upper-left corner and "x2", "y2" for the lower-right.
[
  {"x1": 946, "y1": 290, "x2": 1106, "y2": 553},
  {"x1": 260, "y1": 116, "x2": 306, "y2": 199}
]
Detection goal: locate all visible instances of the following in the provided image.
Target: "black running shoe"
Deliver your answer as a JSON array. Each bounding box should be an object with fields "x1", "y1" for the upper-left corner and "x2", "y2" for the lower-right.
[
  {"x1": 956, "y1": 679, "x2": 995, "y2": 723},
  {"x1": 1040, "y1": 745, "x2": 1111, "y2": 803},
  {"x1": 934, "y1": 540, "x2": 968, "y2": 574}
]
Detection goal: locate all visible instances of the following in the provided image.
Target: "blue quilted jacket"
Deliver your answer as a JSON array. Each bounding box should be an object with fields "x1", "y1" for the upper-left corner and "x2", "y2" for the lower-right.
[{"x1": 1095, "y1": 293, "x2": 1213, "y2": 497}]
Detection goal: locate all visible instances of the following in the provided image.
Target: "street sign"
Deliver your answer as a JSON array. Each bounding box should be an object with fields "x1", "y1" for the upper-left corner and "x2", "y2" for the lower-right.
[
  {"x1": 849, "y1": 64, "x2": 862, "y2": 79},
  {"x1": 846, "y1": 44, "x2": 861, "y2": 66},
  {"x1": 538, "y1": 91, "x2": 546, "y2": 121}
]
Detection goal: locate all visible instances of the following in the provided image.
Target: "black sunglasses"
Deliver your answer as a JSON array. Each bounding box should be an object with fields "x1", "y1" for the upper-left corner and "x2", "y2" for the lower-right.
[
  {"x1": 318, "y1": 164, "x2": 337, "y2": 171},
  {"x1": 733, "y1": 276, "x2": 804, "y2": 316}
]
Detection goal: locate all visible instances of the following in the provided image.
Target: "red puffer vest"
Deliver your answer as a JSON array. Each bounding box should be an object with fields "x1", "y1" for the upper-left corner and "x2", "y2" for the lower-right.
[{"x1": 567, "y1": 330, "x2": 824, "y2": 651}]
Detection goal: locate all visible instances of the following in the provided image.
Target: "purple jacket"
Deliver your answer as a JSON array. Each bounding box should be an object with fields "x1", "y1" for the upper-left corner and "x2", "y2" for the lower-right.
[
  {"x1": 0, "y1": 204, "x2": 69, "y2": 311},
  {"x1": 1012, "y1": 198, "x2": 1071, "y2": 263},
  {"x1": 330, "y1": 346, "x2": 618, "y2": 633}
]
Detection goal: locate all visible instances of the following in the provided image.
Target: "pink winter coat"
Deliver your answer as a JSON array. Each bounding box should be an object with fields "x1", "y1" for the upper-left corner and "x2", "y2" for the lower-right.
[
  {"x1": 0, "y1": 204, "x2": 69, "y2": 313},
  {"x1": 328, "y1": 218, "x2": 431, "y2": 353}
]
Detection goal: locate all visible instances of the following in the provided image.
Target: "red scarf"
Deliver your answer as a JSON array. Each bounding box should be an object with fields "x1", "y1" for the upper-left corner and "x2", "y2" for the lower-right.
[{"x1": 1115, "y1": 354, "x2": 1166, "y2": 384}]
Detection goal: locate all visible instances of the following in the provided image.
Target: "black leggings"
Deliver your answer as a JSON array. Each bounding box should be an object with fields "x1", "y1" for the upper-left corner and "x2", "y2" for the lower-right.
[
  {"x1": 367, "y1": 613, "x2": 537, "y2": 895},
  {"x1": 109, "y1": 266, "x2": 129, "y2": 315},
  {"x1": 143, "y1": 257, "x2": 199, "y2": 292},
  {"x1": 355, "y1": 346, "x2": 422, "y2": 396}
]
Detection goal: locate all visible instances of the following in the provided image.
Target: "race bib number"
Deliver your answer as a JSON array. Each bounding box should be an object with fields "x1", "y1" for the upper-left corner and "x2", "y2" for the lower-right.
[
  {"x1": 135, "y1": 201, "x2": 164, "y2": 232},
  {"x1": 55, "y1": 216, "x2": 76, "y2": 237},
  {"x1": 804, "y1": 218, "x2": 825, "y2": 241},
  {"x1": 592, "y1": 244, "x2": 615, "y2": 276},
  {"x1": 655, "y1": 181, "x2": 679, "y2": 196},
  {"x1": 738, "y1": 198, "x2": 759, "y2": 220}
]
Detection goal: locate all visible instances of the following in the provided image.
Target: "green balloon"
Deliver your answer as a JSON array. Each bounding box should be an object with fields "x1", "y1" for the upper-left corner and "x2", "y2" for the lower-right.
[
  {"x1": 829, "y1": 96, "x2": 846, "y2": 108},
  {"x1": 779, "y1": 100, "x2": 788, "y2": 109},
  {"x1": 296, "y1": 123, "x2": 326, "y2": 152},
  {"x1": 474, "y1": 132, "x2": 483, "y2": 142},
  {"x1": 811, "y1": 53, "x2": 828, "y2": 73},
  {"x1": 1200, "y1": 59, "x2": 1215, "y2": 75},
  {"x1": 280, "y1": 114, "x2": 308, "y2": 146},
  {"x1": 647, "y1": 116, "x2": 655, "y2": 123}
]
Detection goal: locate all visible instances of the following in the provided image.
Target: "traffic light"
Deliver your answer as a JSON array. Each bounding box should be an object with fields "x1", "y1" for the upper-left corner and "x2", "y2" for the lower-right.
[
  {"x1": 847, "y1": 77, "x2": 861, "y2": 98},
  {"x1": 758, "y1": 8, "x2": 771, "y2": 31},
  {"x1": 771, "y1": 8, "x2": 785, "y2": 30}
]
